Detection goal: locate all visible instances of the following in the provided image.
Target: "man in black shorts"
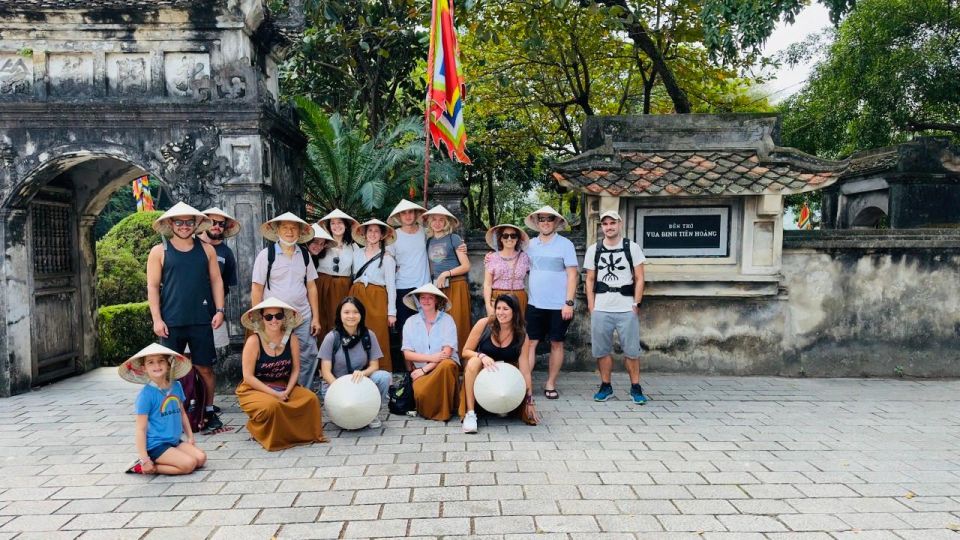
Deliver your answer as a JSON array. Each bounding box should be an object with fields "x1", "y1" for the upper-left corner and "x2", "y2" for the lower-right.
[{"x1": 147, "y1": 202, "x2": 226, "y2": 430}]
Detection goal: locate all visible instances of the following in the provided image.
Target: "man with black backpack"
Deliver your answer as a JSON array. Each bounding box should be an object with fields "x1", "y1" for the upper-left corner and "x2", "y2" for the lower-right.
[
  {"x1": 584, "y1": 210, "x2": 648, "y2": 404},
  {"x1": 251, "y1": 213, "x2": 322, "y2": 390}
]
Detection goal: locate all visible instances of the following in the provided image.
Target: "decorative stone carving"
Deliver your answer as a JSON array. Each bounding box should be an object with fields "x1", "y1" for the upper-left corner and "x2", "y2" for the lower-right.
[
  {"x1": 107, "y1": 53, "x2": 150, "y2": 96},
  {"x1": 231, "y1": 145, "x2": 251, "y2": 174},
  {"x1": 164, "y1": 52, "x2": 211, "y2": 101},
  {"x1": 0, "y1": 55, "x2": 32, "y2": 96},
  {"x1": 0, "y1": 141, "x2": 16, "y2": 167},
  {"x1": 159, "y1": 126, "x2": 239, "y2": 209},
  {"x1": 215, "y1": 73, "x2": 247, "y2": 100},
  {"x1": 257, "y1": 77, "x2": 276, "y2": 109},
  {"x1": 48, "y1": 54, "x2": 94, "y2": 97}
]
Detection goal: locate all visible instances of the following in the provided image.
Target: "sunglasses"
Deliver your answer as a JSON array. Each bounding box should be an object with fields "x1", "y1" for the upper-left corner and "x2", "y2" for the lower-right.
[
  {"x1": 500, "y1": 233, "x2": 519, "y2": 240},
  {"x1": 172, "y1": 219, "x2": 196, "y2": 227},
  {"x1": 537, "y1": 215, "x2": 557, "y2": 223},
  {"x1": 262, "y1": 312, "x2": 286, "y2": 322},
  {"x1": 332, "y1": 256, "x2": 340, "y2": 273},
  {"x1": 210, "y1": 219, "x2": 227, "y2": 228}
]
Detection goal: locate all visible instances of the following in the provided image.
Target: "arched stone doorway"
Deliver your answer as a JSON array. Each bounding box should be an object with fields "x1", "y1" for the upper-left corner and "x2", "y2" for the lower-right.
[{"x1": 2, "y1": 147, "x2": 163, "y2": 390}]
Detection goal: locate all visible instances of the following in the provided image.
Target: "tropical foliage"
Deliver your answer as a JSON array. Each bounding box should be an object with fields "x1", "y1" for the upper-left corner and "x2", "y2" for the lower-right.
[{"x1": 96, "y1": 211, "x2": 161, "y2": 306}]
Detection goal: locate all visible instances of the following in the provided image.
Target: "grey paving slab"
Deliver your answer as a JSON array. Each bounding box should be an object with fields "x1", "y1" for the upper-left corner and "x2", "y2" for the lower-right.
[{"x1": 1, "y1": 369, "x2": 959, "y2": 538}]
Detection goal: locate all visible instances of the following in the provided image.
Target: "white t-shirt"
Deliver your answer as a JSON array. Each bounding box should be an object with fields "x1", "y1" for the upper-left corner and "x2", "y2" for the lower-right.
[
  {"x1": 583, "y1": 238, "x2": 646, "y2": 313},
  {"x1": 527, "y1": 234, "x2": 579, "y2": 310},
  {"x1": 389, "y1": 226, "x2": 431, "y2": 290}
]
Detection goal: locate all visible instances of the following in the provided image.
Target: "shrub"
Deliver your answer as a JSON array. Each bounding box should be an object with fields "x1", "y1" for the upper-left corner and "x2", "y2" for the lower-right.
[
  {"x1": 97, "y1": 301, "x2": 154, "y2": 366},
  {"x1": 96, "y1": 210, "x2": 162, "y2": 306}
]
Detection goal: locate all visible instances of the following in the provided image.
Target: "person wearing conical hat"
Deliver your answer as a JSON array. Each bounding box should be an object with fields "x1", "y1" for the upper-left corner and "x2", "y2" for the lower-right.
[
  {"x1": 348, "y1": 219, "x2": 398, "y2": 371},
  {"x1": 236, "y1": 298, "x2": 327, "y2": 451},
  {"x1": 315, "y1": 209, "x2": 358, "y2": 339},
  {"x1": 482, "y1": 224, "x2": 531, "y2": 318},
  {"x1": 523, "y1": 205, "x2": 579, "y2": 401},
  {"x1": 119, "y1": 343, "x2": 207, "y2": 475},
  {"x1": 400, "y1": 284, "x2": 460, "y2": 422},
  {"x1": 422, "y1": 204, "x2": 472, "y2": 353},
  {"x1": 251, "y1": 212, "x2": 321, "y2": 391},
  {"x1": 200, "y1": 207, "x2": 240, "y2": 361},
  {"x1": 147, "y1": 202, "x2": 227, "y2": 431}
]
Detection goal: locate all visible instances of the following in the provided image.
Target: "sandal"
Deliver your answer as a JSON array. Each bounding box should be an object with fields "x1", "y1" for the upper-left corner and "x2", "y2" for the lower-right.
[{"x1": 544, "y1": 388, "x2": 559, "y2": 400}]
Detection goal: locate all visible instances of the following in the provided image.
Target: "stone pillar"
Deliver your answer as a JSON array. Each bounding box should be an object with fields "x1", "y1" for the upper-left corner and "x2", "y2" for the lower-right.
[
  {"x1": 0, "y1": 209, "x2": 33, "y2": 396},
  {"x1": 428, "y1": 183, "x2": 467, "y2": 234}
]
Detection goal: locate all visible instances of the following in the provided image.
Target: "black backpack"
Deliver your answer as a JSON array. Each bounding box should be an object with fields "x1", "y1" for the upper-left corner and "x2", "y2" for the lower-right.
[
  {"x1": 592, "y1": 237, "x2": 636, "y2": 294},
  {"x1": 265, "y1": 244, "x2": 311, "y2": 290},
  {"x1": 388, "y1": 373, "x2": 416, "y2": 416},
  {"x1": 330, "y1": 329, "x2": 372, "y2": 372}
]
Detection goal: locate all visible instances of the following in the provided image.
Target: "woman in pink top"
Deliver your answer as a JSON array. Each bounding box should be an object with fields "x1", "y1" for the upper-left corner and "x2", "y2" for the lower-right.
[{"x1": 482, "y1": 224, "x2": 531, "y2": 317}]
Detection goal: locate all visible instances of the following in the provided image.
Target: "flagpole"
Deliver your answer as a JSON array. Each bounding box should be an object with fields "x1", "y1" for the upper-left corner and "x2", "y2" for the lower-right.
[{"x1": 423, "y1": 0, "x2": 440, "y2": 208}]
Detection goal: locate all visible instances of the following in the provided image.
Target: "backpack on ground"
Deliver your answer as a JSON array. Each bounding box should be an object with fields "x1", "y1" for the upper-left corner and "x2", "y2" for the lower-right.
[
  {"x1": 388, "y1": 372, "x2": 416, "y2": 416},
  {"x1": 265, "y1": 244, "x2": 311, "y2": 290},
  {"x1": 177, "y1": 367, "x2": 208, "y2": 433}
]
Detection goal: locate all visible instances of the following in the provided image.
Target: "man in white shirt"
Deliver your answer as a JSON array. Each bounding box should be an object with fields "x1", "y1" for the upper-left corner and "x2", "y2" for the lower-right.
[{"x1": 584, "y1": 210, "x2": 647, "y2": 404}]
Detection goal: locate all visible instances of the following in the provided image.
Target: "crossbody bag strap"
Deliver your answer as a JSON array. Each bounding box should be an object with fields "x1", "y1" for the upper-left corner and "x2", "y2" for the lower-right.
[{"x1": 352, "y1": 252, "x2": 383, "y2": 283}]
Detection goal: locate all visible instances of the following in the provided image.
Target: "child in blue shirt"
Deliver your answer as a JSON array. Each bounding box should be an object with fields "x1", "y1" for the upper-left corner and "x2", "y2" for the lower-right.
[{"x1": 119, "y1": 343, "x2": 207, "y2": 475}]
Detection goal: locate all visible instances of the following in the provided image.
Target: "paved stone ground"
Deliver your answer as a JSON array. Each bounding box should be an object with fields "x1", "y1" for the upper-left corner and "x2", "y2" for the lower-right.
[{"x1": 1, "y1": 368, "x2": 960, "y2": 539}]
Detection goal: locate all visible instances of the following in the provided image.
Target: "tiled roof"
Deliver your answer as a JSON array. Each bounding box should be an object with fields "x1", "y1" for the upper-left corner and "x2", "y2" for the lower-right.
[{"x1": 553, "y1": 147, "x2": 845, "y2": 197}]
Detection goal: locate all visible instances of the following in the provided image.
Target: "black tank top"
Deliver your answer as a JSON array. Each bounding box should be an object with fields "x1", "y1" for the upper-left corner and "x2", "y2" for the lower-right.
[
  {"x1": 255, "y1": 337, "x2": 293, "y2": 382},
  {"x1": 477, "y1": 326, "x2": 522, "y2": 363},
  {"x1": 160, "y1": 240, "x2": 215, "y2": 326}
]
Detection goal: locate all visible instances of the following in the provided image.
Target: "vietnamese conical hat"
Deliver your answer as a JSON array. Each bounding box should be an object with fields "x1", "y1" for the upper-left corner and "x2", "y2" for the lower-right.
[
  {"x1": 152, "y1": 202, "x2": 213, "y2": 237},
  {"x1": 387, "y1": 199, "x2": 427, "y2": 226},
  {"x1": 118, "y1": 343, "x2": 192, "y2": 385},
  {"x1": 485, "y1": 224, "x2": 530, "y2": 251},
  {"x1": 402, "y1": 283, "x2": 450, "y2": 312},
  {"x1": 260, "y1": 212, "x2": 314, "y2": 243},
  {"x1": 524, "y1": 205, "x2": 568, "y2": 231},
  {"x1": 241, "y1": 297, "x2": 304, "y2": 334},
  {"x1": 317, "y1": 208, "x2": 358, "y2": 234},
  {"x1": 352, "y1": 218, "x2": 396, "y2": 246},
  {"x1": 202, "y1": 206, "x2": 241, "y2": 238},
  {"x1": 311, "y1": 223, "x2": 333, "y2": 242},
  {"x1": 421, "y1": 204, "x2": 461, "y2": 229}
]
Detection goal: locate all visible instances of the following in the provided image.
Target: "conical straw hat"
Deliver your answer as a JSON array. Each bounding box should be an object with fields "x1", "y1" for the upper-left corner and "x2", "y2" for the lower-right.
[
  {"x1": 311, "y1": 223, "x2": 333, "y2": 242},
  {"x1": 118, "y1": 343, "x2": 192, "y2": 384},
  {"x1": 202, "y1": 206, "x2": 241, "y2": 238},
  {"x1": 402, "y1": 283, "x2": 450, "y2": 311},
  {"x1": 524, "y1": 205, "x2": 568, "y2": 231},
  {"x1": 260, "y1": 212, "x2": 314, "y2": 243},
  {"x1": 387, "y1": 199, "x2": 427, "y2": 226},
  {"x1": 485, "y1": 224, "x2": 530, "y2": 251},
  {"x1": 421, "y1": 204, "x2": 461, "y2": 229},
  {"x1": 152, "y1": 202, "x2": 212, "y2": 237},
  {"x1": 352, "y1": 218, "x2": 396, "y2": 246},
  {"x1": 240, "y1": 297, "x2": 304, "y2": 333}
]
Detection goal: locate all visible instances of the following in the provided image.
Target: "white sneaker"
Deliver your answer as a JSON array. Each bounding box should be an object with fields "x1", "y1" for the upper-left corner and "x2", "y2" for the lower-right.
[
  {"x1": 462, "y1": 411, "x2": 478, "y2": 434},
  {"x1": 368, "y1": 417, "x2": 382, "y2": 429}
]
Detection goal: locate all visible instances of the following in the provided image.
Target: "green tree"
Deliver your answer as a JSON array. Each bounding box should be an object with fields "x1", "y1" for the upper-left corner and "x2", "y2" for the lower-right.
[
  {"x1": 295, "y1": 96, "x2": 458, "y2": 220},
  {"x1": 96, "y1": 211, "x2": 162, "y2": 306}
]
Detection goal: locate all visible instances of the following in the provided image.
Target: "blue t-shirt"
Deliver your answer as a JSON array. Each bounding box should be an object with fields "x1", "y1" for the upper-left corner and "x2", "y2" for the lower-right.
[
  {"x1": 527, "y1": 234, "x2": 579, "y2": 310},
  {"x1": 135, "y1": 381, "x2": 186, "y2": 451}
]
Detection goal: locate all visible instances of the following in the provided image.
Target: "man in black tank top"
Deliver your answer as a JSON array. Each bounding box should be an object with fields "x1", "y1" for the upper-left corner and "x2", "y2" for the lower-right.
[{"x1": 147, "y1": 202, "x2": 227, "y2": 430}]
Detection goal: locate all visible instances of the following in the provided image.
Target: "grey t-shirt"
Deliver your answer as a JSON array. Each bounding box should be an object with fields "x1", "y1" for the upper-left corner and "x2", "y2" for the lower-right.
[
  {"x1": 390, "y1": 226, "x2": 431, "y2": 290},
  {"x1": 426, "y1": 233, "x2": 464, "y2": 280},
  {"x1": 318, "y1": 329, "x2": 384, "y2": 377}
]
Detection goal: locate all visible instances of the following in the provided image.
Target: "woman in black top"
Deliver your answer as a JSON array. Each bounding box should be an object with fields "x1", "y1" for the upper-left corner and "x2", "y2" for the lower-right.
[{"x1": 459, "y1": 294, "x2": 539, "y2": 433}]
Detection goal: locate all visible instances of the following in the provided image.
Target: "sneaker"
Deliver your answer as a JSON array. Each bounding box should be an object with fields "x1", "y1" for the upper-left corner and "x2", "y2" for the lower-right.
[
  {"x1": 593, "y1": 383, "x2": 614, "y2": 402},
  {"x1": 462, "y1": 411, "x2": 478, "y2": 434},
  {"x1": 630, "y1": 384, "x2": 648, "y2": 405},
  {"x1": 212, "y1": 405, "x2": 222, "y2": 414},
  {"x1": 203, "y1": 412, "x2": 223, "y2": 431},
  {"x1": 368, "y1": 417, "x2": 382, "y2": 429},
  {"x1": 125, "y1": 458, "x2": 144, "y2": 474}
]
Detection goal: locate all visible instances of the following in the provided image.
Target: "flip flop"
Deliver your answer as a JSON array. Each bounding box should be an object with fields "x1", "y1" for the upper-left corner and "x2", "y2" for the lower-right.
[{"x1": 544, "y1": 388, "x2": 559, "y2": 400}]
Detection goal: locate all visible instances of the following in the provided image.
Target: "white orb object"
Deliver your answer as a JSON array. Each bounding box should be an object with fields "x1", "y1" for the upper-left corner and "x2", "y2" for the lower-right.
[
  {"x1": 325, "y1": 375, "x2": 380, "y2": 430},
  {"x1": 474, "y1": 361, "x2": 526, "y2": 414}
]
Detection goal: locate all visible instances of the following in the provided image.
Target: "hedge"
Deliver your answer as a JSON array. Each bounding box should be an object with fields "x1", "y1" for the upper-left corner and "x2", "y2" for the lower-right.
[
  {"x1": 98, "y1": 301, "x2": 154, "y2": 366},
  {"x1": 96, "y1": 210, "x2": 162, "y2": 306}
]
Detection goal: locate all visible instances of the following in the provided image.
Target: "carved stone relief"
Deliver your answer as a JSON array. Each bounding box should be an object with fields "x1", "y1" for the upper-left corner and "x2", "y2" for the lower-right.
[
  {"x1": 48, "y1": 54, "x2": 94, "y2": 97},
  {"x1": 231, "y1": 145, "x2": 251, "y2": 174},
  {"x1": 215, "y1": 73, "x2": 247, "y2": 100},
  {"x1": 163, "y1": 52, "x2": 211, "y2": 101},
  {"x1": 106, "y1": 53, "x2": 150, "y2": 97},
  {"x1": 261, "y1": 140, "x2": 271, "y2": 178},
  {"x1": 159, "y1": 126, "x2": 240, "y2": 209},
  {"x1": 0, "y1": 54, "x2": 32, "y2": 96}
]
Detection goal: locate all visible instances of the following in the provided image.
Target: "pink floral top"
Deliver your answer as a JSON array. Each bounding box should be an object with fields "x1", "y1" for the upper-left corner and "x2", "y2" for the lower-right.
[{"x1": 484, "y1": 251, "x2": 530, "y2": 290}]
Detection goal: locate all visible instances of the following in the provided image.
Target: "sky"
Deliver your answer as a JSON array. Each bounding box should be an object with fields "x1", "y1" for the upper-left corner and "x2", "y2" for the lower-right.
[{"x1": 758, "y1": 3, "x2": 834, "y2": 104}]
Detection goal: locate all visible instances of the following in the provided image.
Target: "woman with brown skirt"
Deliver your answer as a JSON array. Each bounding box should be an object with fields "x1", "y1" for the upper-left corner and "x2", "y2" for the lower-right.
[
  {"x1": 422, "y1": 205, "x2": 472, "y2": 351},
  {"x1": 482, "y1": 224, "x2": 531, "y2": 317},
  {"x1": 459, "y1": 293, "x2": 539, "y2": 433},
  {"x1": 401, "y1": 284, "x2": 461, "y2": 421},
  {"x1": 236, "y1": 298, "x2": 326, "y2": 451},
  {"x1": 315, "y1": 209, "x2": 358, "y2": 338},
  {"x1": 348, "y1": 218, "x2": 397, "y2": 372}
]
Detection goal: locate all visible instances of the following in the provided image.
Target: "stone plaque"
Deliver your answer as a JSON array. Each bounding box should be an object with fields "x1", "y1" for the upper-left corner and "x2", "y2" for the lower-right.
[
  {"x1": 0, "y1": 54, "x2": 32, "y2": 96},
  {"x1": 164, "y1": 52, "x2": 211, "y2": 100},
  {"x1": 48, "y1": 54, "x2": 94, "y2": 97},
  {"x1": 107, "y1": 53, "x2": 151, "y2": 96},
  {"x1": 635, "y1": 206, "x2": 730, "y2": 257}
]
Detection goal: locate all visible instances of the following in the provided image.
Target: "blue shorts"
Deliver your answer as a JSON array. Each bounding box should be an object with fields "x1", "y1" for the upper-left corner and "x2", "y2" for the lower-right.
[
  {"x1": 162, "y1": 324, "x2": 216, "y2": 367},
  {"x1": 147, "y1": 440, "x2": 181, "y2": 461}
]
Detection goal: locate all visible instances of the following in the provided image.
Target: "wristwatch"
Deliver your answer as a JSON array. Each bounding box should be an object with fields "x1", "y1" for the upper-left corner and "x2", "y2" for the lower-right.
[
  {"x1": 216, "y1": 307, "x2": 225, "y2": 314},
  {"x1": 635, "y1": 302, "x2": 642, "y2": 309},
  {"x1": 564, "y1": 300, "x2": 574, "y2": 307}
]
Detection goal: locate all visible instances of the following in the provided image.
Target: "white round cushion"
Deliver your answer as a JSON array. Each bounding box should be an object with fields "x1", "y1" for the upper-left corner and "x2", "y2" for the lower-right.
[
  {"x1": 325, "y1": 374, "x2": 381, "y2": 430},
  {"x1": 473, "y1": 361, "x2": 526, "y2": 414}
]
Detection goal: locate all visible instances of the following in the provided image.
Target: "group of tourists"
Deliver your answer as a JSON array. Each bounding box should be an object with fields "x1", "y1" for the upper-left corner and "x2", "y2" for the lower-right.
[{"x1": 122, "y1": 198, "x2": 648, "y2": 475}]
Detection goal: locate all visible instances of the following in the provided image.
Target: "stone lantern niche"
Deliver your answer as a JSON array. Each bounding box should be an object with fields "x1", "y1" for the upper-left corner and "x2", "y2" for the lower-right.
[{"x1": 553, "y1": 114, "x2": 844, "y2": 297}]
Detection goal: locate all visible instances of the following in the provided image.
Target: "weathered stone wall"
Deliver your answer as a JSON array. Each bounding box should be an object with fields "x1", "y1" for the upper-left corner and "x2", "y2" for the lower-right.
[{"x1": 465, "y1": 230, "x2": 960, "y2": 377}]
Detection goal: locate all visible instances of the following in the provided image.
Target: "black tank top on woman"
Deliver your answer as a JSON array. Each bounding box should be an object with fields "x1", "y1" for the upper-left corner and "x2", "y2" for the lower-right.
[
  {"x1": 254, "y1": 337, "x2": 293, "y2": 382},
  {"x1": 477, "y1": 325, "x2": 523, "y2": 362},
  {"x1": 160, "y1": 240, "x2": 214, "y2": 326}
]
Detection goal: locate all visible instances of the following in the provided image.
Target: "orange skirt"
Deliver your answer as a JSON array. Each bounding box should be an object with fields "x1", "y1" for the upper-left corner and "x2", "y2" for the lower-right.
[
  {"x1": 413, "y1": 359, "x2": 460, "y2": 422},
  {"x1": 317, "y1": 274, "x2": 352, "y2": 338},
  {"x1": 491, "y1": 289, "x2": 528, "y2": 318},
  {"x1": 442, "y1": 277, "x2": 472, "y2": 353},
  {"x1": 458, "y1": 358, "x2": 537, "y2": 425},
  {"x1": 348, "y1": 282, "x2": 393, "y2": 372},
  {"x1": 236, "y1": 382, "x2": 327, "y2": 451}
]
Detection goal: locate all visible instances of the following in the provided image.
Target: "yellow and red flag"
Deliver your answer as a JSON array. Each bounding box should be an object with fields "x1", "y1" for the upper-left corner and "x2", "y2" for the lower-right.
[
  {"x1": 425, "y1": 0, "x2": 470, "y2": 165},
  {"x1": 132, "y1": 175, "x2": 154, "y2": 211},
  {"x1": 797, "y1": 201, "x2": 812, "y2": 230}
]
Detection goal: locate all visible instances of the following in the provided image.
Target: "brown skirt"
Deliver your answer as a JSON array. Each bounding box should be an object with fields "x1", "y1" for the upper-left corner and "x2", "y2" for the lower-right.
[
  {"x1": 348, "y1": 282, "x2": 393, "y2": 372},
  {"x1": 236, "y1": 382, "x2": 327, "y2": 452},
  {"x1": 458, "y1": 358, "x2": 537, "y2": 425},
  {"x1": 317, "y1": 274, "x2": 352, "y2": 338},
  {"x1": 491, "y1": 289, "x2": 528, "y2": 318},
  {"x1": 413, "y1": 359, "x2": 460, "y2": 422},
  {"x1": 442, "y1": 277, "x2": 472, "y2": 353}
]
